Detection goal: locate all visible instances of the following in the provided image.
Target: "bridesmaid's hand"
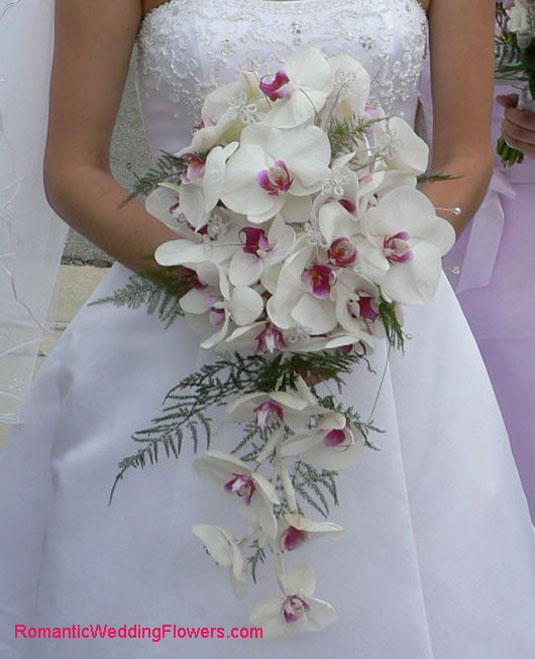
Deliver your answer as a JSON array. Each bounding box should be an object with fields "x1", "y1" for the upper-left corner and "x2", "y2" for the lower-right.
[{"x1": 497, "y1": 94, "x2": 535, "y2": 159}]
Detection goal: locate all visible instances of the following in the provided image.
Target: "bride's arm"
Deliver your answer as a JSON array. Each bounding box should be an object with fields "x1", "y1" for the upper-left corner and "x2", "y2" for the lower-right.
[
  {"x1": 421, "y1": 0, "x2": 495, "y2": 237},
  {"x1": 44, "y1": 0, "x2": 177, "y2": 275}
]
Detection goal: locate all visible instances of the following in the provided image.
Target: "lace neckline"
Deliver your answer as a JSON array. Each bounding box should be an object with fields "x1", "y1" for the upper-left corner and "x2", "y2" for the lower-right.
[{"x1": 141, "y1": 0, "x2": 427, "y2": 30}]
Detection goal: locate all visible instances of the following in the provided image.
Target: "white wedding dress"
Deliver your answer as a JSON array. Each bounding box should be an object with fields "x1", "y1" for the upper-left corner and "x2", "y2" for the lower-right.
[{"x1": 1, "y1": 1, "x2": 535, "y2": 657}]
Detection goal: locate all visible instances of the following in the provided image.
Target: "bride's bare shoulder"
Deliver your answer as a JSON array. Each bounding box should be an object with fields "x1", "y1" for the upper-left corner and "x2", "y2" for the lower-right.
[{"x1": 141, "y1": 1, "x2": 170, "y2": 18}]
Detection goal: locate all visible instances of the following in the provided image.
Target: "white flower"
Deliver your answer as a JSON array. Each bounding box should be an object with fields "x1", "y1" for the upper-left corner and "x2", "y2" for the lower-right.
[
  {"x1": 322, "y1": 54, "x2": 371, "y2": 123},
  {"x1": 229, "y1": 215, "x2": 296, "y2": 287},
  {"x1": 278, "y1": 513, "x2": 344, "y2": 551},
  {"x1": 182, "y1": 280, "x2": 264, "y2": 349},
  {"x1": 154, "y1": 223, "x2": 240, "y2": 269},
  {"x1": 145, "y1": 182, "x2": 181, "y2": 227},
  {"x1": 221, "y1": 123, "x2": 331, "y2": 224},
  {"x1": 281, "y1": 412, "x2": 365, "y2": 470},
  {"x1": 225, "y1": 389, "x2": 322, "y2": 429},
  {"x1": 249, "y1": 563, "x2": 337, "y2": 638},
  {"x1": 506, "y1": 0, "x2": 535, "y2": 48},
  {"x1": 311, "y1": 152, "x2": 365, "y2": 223},
  {"x1": 374, "y1": 116, "x2": 429, "y2": 175},
  {"x1": 177, "y1": 143, "x2": 238, "y2": 231},
  {"x1": 223, "y1": 322, "x2": 287, "y2": 353},
  {"x1": 193, "y1": 451, "x2": 280, "y2": 539},
  {"x1": 192, "y1": 524, "x2": 248, "y2": 598},
  {"x1": 355, "y1": 186, "x2": 456, "y2": 305},
  {"x1": 332, "y1": 269, "x2": 382, "y2": 343},
  {"x1": 262, "y1": 47, "x2": 334, "y2": 128},
  {"x1": 317, "y1": 200, "x2": 361, "y2": 266},
  {"x1": 267, "y1": 246, "x2": 338, "y2": 336},
  {"x1": 202, "y1": 71, "x2": 267, "y2": 126}
]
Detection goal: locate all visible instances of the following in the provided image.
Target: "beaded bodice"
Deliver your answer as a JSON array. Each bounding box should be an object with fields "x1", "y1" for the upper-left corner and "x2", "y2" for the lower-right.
[{"x1": 137, "y1": 0, "x2": 428, "y2": 159}]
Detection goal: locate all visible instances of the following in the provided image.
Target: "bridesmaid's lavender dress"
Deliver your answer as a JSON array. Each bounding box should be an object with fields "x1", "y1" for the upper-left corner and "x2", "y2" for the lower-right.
[{"x1": 421, "y1": 68, "x2": 535, "y2": 520}]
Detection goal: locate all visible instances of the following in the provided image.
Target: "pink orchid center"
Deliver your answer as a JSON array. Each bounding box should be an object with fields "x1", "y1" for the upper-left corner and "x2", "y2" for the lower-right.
[
  {"x1": 254, "y1": 400, "x2": 284, "y2": 427},
  {"x1": 258, "y1": 160, "x2": 293, "y2": 196},
  {"x1": 338, "y1": 343, "x2": 355, "y2": 354},
  {"x1": 224, "y1": 472, "x2": 256, "y2": 505},
  {"x1": 256, "y1": 326, "x2": 287, "y2": 354},
  {"x1": 339, "y1": 198, "x2": 356, "y2": 213},
  {"x1": 240, "y1": 227, "x2": 270, "y2": 256},
  {"x1": 328, "y1": 237, "x2": 357, "y2": 267},
  {"x1": 181, "y1": 152, "x2": 206, "y2": 183},
  {"x1": 282, "y1": 595, "x2": 310, "y2": 624},
  {"x1": 323, "y1": 424, "x2": 355, "y2": 451},
  {"x1": 281, "y1": 526, "x2": 308, "y2": 551},
  {"x1": 302, "y1": 264, "x2": 337, "y2": 299},
  {"x1": 347, "y1": 290, "x2": 380, "y2": 323},
  {"x1": 259, "y1": 70, "x2": 292, "y2": 101},
  {"x1": 383, "y1": 231, "x2": 414, "y2": 264}
]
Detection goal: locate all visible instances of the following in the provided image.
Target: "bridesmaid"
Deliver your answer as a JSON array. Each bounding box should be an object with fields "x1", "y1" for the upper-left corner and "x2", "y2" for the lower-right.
[{"x1": 421, "y1": 70, "x2": 535, "y2": 520}]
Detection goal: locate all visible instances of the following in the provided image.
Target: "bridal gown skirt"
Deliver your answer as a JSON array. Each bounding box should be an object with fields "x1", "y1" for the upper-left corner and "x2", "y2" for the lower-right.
[{"x1": 1, "y1": 263, "x2": 535, "y2": 659}]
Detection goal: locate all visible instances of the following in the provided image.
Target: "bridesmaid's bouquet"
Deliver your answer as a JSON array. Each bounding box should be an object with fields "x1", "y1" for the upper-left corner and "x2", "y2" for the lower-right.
[
  {"x1": 103, "y1": 47, "x2": 455, "y2": 637},
  {"x1": 496, "y1": 0, "x2": 535, "y2": 165}
]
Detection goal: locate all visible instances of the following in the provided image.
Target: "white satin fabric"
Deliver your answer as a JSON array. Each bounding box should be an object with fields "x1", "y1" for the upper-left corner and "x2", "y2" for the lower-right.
[{"x1": 1, "y1": 1, "x2": 535, "y2": 657}]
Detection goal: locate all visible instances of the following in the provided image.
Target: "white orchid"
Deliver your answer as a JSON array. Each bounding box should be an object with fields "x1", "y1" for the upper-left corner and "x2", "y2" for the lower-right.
[
  {"x1": 192, "y1": 524, "x2": 248, "y2": 598},
  {"x1": 229, "y1": 214, "x2": 296, "y2": 287},
  {"x1": 154, "y1": 217, "x2": 240, "y2": 269},
  {"x1": 177, "y1": 143, "x2": 239, "y2": 231},
  {"x1": 312, "y1": 152, "x2": 363, "y2": 222},
  {"x1": 332, "y1": 269, "x2": 383, "y2": 342},
  {"x1": 322, "y1": 54, "x2": 371, "y2": 123},
  {"x1": 221, "y1": 123, "x2": 331, "y2": 224},
  {"x1": 202, "y1": 71, "x2": 268, "y2": 127},
  {"x1": 506, "y1": 0, "x2": 535, "y2": 48},
  {"x1": 249, "y1": 563, "x2": 337, "y2": 638},
  {"x1": 355, "y1": 186, "x2": 456, "y2": 305},
  {"x1": 225, "y1": 388, "x2": 322, "y2": 429},
  {"x1": 223, "y1": 322, "x2": 288, "y2": 353},
  {"x1": 267, "y1": 246, "x2": 338, "y2": 336},
  {"x1": 278, "y1": 513, "x2": 344, "y2": 551},
  {"x1": 281, "y1": 412, "x2": 365, "y2": 470},
  {"x1": 182, "y1": 279, "x2": 264, "y2": 350},
  {"x1": 317, "y1": 200, "x2": 361, "y2": 266},
  {"x1": 145, "y1": 182, "x2": 181, "y2": 228},
  {"x1": 193, "y1": 451, "x2": 280, "y2": 539},
  {"x1": 374, "y1": 116, "x2": 429, "y2": 176},
  {"x1": 262, "y1": 47, "x2": 334, "y2": 128}
]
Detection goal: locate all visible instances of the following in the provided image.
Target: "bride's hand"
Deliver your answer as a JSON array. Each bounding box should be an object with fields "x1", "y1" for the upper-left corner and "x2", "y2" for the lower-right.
[{"x1": 497, "y1": 94, "x2": 535, "y2": 159}]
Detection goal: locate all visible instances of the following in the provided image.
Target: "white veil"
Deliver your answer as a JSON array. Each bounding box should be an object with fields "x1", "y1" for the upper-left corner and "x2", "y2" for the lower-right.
[{"x1": 0, "y1": 0, "x2": 67, "y2": 424}]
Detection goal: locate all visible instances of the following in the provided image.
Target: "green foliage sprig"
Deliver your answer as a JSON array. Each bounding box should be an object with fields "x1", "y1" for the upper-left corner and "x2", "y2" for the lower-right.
[{"x1": 119, "y1": 150, "x2": 186, "y2": 205}]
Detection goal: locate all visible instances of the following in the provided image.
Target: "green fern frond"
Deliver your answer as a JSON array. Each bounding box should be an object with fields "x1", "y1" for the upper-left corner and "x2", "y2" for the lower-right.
[{"x1": 90, "y1": 273, "x2": 189, "y2": 329}]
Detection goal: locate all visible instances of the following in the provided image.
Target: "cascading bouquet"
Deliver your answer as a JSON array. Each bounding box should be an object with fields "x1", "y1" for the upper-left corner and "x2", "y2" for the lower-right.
[
  {"x1": 496, "y1": 0, "x2": 535, "y2": 165},
  {"x1": 101, "y1": 46, "x2": 455, "y2": 638}
]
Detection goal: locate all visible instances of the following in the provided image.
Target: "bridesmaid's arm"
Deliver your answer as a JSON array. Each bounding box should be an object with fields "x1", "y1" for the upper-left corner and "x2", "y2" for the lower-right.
[
  {"x1": 420, "y1": 0, "x2": 495, "y2": 237},
  {"x1": 44, "y1": 0, "x2": 177, "y2": 275}
]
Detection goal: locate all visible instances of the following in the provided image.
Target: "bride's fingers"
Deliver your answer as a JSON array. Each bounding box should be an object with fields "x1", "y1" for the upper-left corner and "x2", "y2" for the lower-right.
[
  {"x1": 504, "y1": 105, "x2": 535, "y2": 130},
  {"x1": 496, "y1": 93, "x2": 519, "y2": 108},
  {"x1": 502, "y1": 117, "x2": 535, "y2": 146}
]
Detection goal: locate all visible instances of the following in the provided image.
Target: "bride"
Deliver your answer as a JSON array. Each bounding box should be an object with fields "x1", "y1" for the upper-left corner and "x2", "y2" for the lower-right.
[{"x1": 1, "y1": 0, "x2": 534, "y2": 657}]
